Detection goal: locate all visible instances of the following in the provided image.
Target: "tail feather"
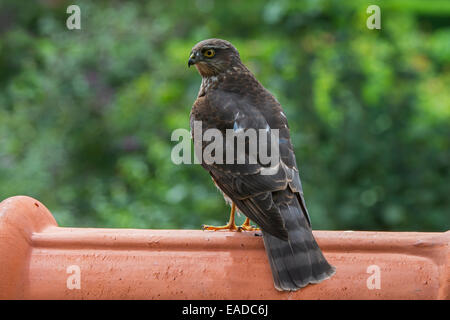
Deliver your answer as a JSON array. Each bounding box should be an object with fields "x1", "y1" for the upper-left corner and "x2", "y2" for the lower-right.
[{"x1": 262, "y1": 201, "x2": 336, "y2": 291}]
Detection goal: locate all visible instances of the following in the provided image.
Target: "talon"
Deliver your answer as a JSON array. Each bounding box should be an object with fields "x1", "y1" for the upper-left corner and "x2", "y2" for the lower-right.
[
  {"x1": 237, "y1": 225, "x2": 260, "y2": 232},
  {"x1": 238, "y1": 217, "x2": 260, "y2": 232},
  {"x1": 201, "y1": 203, "x2": 260, "y2": 232},
  {"x1": 202, "y1": 223, "x2": 238, "y2": 231},
  {"x1": 201, "y1": 203, "x2": 238, "y2": 232}
]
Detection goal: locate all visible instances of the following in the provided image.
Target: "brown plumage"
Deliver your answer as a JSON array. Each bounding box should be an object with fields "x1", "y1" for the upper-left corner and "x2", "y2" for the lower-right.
[{"x1": 188, "y1": 38, "x2": 336, "y2": 291}]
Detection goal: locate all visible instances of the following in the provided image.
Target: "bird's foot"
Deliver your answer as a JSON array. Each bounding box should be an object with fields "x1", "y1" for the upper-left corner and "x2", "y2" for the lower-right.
[
  {"x1": 202, "y1": 222, "x2": 238, "y2": 232},
  {"x1": 237, "y1": 223, "x2": 260, "y2": 232},
  {"x1": 237, "y1": 218, "x2": 260, "y2": 232},
  {"x1": 202, "y1": 203, "x2": 239, "y2": 232}
]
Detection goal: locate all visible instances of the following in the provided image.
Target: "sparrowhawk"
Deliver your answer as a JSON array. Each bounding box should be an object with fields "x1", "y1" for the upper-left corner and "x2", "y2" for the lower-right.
[{"x1": 188, "y1": 38, "x2": 335, "y2": 291}]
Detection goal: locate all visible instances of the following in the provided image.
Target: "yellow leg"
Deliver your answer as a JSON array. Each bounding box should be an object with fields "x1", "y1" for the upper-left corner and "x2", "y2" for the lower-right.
[
  {"x1": 202, "y1": 203, "x2": 238, "y2": 231},
  {"x1": 238, "y1": 217, "x2": 260, "y2": 232}
]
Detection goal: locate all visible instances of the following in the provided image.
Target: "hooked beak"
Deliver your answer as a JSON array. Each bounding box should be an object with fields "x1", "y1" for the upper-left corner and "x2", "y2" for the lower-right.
[{"x1": 188, "y1": 51, "x2": 199, "y2": 67}]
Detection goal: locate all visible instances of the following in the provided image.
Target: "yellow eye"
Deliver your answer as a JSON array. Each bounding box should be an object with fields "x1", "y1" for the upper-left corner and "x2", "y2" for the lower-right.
[{"x1": 203, "y1": 49, "x2": 215, "y2": 58}]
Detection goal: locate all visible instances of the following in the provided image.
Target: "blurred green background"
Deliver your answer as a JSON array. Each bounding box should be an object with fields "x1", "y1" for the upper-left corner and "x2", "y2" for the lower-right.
[{"x1": 0, "y1": 0, "x2": 449, "y2": 231}]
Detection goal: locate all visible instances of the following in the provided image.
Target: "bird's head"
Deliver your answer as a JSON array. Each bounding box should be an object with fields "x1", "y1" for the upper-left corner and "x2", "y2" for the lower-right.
[{"x1": 188, "y1": 38, "x2": 241, "y2": 77}]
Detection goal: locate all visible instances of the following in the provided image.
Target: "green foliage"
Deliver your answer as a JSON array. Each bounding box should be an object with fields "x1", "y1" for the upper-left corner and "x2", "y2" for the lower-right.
[{"x1": 0, "y1": 0, "x2": 448, "y2": 231}]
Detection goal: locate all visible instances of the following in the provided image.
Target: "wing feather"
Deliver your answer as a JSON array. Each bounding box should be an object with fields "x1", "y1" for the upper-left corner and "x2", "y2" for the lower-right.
[{"x1": 191, "y1": 89, "x2": 311, "y2": 239}]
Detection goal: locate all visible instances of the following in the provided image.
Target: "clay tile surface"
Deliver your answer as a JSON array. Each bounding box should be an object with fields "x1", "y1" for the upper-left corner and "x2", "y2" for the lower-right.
[{"x1": 0, "y1": 196, "x2": 449, "y2": 299}]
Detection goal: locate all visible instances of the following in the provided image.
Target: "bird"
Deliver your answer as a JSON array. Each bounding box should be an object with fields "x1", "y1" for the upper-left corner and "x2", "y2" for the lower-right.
[{"x1": 188, "y1": 38, "x2": 336, "y2": 291}]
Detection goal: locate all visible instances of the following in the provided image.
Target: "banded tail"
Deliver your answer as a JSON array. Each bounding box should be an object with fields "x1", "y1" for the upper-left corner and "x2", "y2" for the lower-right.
[{"x1": 262, "y1": 199, "x2": 336, "y2": 291}]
